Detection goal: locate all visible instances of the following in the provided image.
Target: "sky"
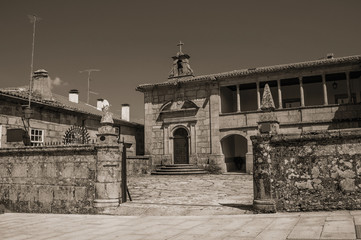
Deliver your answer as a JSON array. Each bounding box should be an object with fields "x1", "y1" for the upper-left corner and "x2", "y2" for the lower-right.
[{"x1": 1, "y1": 0, "x2": 361, "y2": 124}]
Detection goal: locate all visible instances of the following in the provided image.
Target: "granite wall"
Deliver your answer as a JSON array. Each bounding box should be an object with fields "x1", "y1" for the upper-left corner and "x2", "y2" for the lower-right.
[
  {"x1": 252, "y1": 130, "x2": 361, "y2": 212},
  {"x1": 127, "y1": 155, "x2": 151, "y2": 175},
  {"x1": 0, "y1": 144, "x2": 122, "y2": 214}
]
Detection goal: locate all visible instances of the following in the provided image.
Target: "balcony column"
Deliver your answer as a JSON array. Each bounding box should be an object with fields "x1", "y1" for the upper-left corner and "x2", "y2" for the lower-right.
[
  {"x1": 236, "y1": 84, "x2": 241, "y2": 112},
  {"x1": 257, "y1": 81, "x2": 261, "y2": 110},
  {"x1": 277, "y1": 79, "x2": 282, "y2": 109},
  {"x1": 322, "y1": 74, "x2": 328, "y2": 105},
  {"x1": 299, "y1": 77, "x2": 305, "y2": 107},
  {"x1": 346, "y1": 71, "x2": 351, "y2": 103}
]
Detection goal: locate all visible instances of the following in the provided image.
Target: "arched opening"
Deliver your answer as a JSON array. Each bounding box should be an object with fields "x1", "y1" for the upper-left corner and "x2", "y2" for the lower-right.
[
  {"x1": 221, "y1": 135, "x2": 248, "y2": 172},
  {"x1": 173, "y1": 127, "x2": 189, "y2": 164}
]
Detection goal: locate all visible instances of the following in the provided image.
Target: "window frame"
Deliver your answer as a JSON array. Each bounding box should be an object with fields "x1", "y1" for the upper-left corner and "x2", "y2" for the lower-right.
[{"x1": 30, "y1": 128, "x2": 45, "y2": 145}]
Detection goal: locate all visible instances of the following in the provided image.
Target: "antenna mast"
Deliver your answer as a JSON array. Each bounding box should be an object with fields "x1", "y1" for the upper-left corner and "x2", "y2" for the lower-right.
[
  {"x1": 80, "y1": 69, "x2": 100, "y2": 104},
  {"x1": 28, "y1": 14, "x2": 41, "y2": 108}
]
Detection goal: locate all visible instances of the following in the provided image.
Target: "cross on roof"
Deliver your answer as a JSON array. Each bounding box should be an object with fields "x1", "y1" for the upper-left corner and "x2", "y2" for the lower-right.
[{"x1": 177, "y1": 41, "x2": 184, "y2": 53}]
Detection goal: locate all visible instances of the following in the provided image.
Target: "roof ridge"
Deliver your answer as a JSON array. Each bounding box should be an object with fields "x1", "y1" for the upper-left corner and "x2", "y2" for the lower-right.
[{"x1": 137, "y1": 54, "x2": 361, "y2": 90}]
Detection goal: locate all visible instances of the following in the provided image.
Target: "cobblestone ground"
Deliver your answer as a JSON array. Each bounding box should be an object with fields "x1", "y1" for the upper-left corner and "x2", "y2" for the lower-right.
[{"x1": 111, "y1": 173, "x2": 253, "y2": 216}]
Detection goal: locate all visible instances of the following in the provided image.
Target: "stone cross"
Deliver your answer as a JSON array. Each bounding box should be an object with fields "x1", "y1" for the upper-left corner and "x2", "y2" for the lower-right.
[{"x1": 177, "y1": 41, "x2": 184, "y2": 53}]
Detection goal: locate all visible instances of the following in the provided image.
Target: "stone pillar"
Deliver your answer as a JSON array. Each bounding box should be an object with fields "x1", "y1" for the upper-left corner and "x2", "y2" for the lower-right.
[
  {"x1": 322, "y1": 74, "x2": 328, "y2": 105},
  {"x1": 346, "y1": 71, "x2": 351, "y2": 103},
  {"x1": 163, "y1": 125, "x2": 168, "y2": 154},
  {"x1": 94, "y1": 108, "x2": 122, "y2": 210},
  {"x1": 190, "y1": 123, "x2": 196, "y2": 154},
  {"x1": 252, "y1": 136, "x2": 276, "y2": 213},
  {"x1": 236, "y1": 84, "x2": 241, "y2": 112},
  {"x1": 257, "y1": 81, "x2": 261, "y2": 110},
  {"x1": 253, "y1": 83, "x2": 277, "y2": 213},
  {"x1": 277, "y1": 79, "x2": 282, "y2": 109},
  {"x1": 299, "y1": 77, "x2": 305, "y2": 107}
]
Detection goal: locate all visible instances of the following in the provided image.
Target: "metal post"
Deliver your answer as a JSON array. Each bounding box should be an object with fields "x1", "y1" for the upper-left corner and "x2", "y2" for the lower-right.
[
  {"x1": 121, "y1": 139, "x2": 133, "y2": 203},
  {"x1": 121, "y1": 139, "x2": 127, "y2": 203}
]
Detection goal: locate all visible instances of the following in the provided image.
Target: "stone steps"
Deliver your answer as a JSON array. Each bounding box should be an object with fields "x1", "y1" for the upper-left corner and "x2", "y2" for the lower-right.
[{"x1": 151, "y1": 164, "x2": 208, "y2": 175}]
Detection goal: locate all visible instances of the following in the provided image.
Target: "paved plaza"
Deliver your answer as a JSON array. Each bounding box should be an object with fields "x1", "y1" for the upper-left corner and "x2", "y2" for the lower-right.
[
  {"x1": 1, "y1": 211, "x2": 360, "y2": 239},
  {"x1": 1, "y1": 174, "x2": 360, "y2": 239},
  {"x1": 114, "y1": 173, "x2": 254, "y2": 216}
]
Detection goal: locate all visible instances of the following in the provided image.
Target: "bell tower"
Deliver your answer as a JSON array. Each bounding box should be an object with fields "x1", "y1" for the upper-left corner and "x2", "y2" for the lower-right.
[{"x1": 168, "y1": 41, "x2": 194, "y2": 79}]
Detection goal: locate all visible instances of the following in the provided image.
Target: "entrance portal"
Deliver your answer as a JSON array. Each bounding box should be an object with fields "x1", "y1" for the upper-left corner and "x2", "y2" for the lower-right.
[
  {"x1": 221, "y1": 135, "x2": 248, "y2": 172},
  {"x1": 173, "y1": 128, "x2": 189, "y2": 164}
]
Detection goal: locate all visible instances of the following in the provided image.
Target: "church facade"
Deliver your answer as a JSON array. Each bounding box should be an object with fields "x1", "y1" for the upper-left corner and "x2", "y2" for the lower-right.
[{"x1": 137, "y1": 45, "x2": 361, "y2": 173}]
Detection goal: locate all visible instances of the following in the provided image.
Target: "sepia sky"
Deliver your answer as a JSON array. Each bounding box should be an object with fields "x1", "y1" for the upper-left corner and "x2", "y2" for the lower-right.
[{"x1": 1, "y1": 0, "x2": 361, "y2": 123}]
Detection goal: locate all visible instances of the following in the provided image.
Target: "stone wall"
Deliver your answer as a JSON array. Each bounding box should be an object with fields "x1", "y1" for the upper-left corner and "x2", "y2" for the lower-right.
[
  {"x1": 0, "y1": 144, "x2": 122, "y2": 214},
  {"x1": 252, "y1": 130, "x2": 361, "y2": 212},
  {"x1": 127, "y1": 155, "x2": 151, "y2": 175},
  {"x1": 143, "y1": 82, "x2": 216, "y2": 166}
]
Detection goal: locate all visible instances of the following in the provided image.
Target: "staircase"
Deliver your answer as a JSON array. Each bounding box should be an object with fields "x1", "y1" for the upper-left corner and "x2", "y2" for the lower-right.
[{"x1": 151, "y1": 164, "x2": 208, "y2": 175}]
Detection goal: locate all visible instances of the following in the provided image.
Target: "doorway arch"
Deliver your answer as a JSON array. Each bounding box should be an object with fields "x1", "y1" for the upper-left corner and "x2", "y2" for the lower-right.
[
  {"x1": 173, "y1": 127, "x2": 189, "y2": 164},
  {"x1": 221, "y1": 134, "x2": 248, "y2": 172}
]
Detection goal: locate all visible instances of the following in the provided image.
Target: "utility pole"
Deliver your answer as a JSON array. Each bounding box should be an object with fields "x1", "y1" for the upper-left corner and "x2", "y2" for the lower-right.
[
  {"x1": 28, "y1": 14, "x2": 41, "y2": 108},
  {"x1": 79, "y1": 69, "x2": 100, "y2": 104}
]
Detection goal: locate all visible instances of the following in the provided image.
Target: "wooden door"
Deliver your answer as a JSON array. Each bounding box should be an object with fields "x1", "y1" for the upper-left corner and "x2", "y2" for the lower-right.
[{"x1": 173, "y1": 128, "x2": 189, "y2": 164}]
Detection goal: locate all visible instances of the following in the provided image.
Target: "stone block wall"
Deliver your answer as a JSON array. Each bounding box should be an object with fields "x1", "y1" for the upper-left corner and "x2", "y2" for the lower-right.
[
  {"x1": 143, "y1": 82, "x2": 213, "y2": 165},
  {"x1": 252, "y1": 130, "x2": 361, "y2": 212},
  {"x1": 127, "y1": 155, "x2": 151, "y2": 175},
  {"x1": 0, "y1": 144, "x2": 122, "y2": 214}
]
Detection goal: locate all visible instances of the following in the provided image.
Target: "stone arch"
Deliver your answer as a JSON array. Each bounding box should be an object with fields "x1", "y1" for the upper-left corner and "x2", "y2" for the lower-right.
[
  {"x1": 160, "y1": 101, "x2": 173, "y2": 112},
  {"x1": 171, "y1": 126, "x2": 190, "y2": 164},
  {"x1": 220, "y1": 134, "x2": 248, "y2": 172}
]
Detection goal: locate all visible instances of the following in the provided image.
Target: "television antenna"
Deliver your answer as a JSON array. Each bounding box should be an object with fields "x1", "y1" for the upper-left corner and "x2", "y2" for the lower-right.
[
  {"x1": 27, "y1": 14, "x2": 41, "y2": 108},
  {"x1": 79, "y1": 69, "x2": 100, "y2": 104}
]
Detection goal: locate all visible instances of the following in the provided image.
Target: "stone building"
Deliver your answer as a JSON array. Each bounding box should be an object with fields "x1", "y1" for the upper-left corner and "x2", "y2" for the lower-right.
[
  {"x1": 0, "y1": 69, "x2": 144, "y2": 155},
  {"x1": 137, "y1": 45, "x2": 361, "y2": 173}
]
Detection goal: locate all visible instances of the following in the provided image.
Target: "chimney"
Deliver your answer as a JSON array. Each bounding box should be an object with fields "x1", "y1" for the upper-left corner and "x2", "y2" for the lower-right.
[
  {"x1": 32, "y1": 69, "x2": 53, "y2": 101},
  {"x1": 327, "y1": 53, "x2": 334, "y2": 59},
  {"x1": 121, "y1": 103, "x2": 130, "y2": 121},
  {"x1": 97, "y1": 98, "x2": 104, "y2": 111},
  {"x1": 68, "y1": 89, "x2": 79, "y2": 103}
]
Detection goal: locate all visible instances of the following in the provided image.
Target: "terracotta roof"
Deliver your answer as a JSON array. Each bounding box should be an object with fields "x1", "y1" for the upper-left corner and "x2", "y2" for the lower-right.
[
  {"x1": 136, "y1": 55, "x2": 361, "y2": 91},
  {"x1": 0, "y1": 87, "x2": 142, "y2": 127}
]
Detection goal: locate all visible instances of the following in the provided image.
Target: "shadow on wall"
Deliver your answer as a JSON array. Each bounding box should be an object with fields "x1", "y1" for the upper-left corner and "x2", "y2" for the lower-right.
[{"x1": 328, "y1": 104, "x2": 361, "y2": 130}]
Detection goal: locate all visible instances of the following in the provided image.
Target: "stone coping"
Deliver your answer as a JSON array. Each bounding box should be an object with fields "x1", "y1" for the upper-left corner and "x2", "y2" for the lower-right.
[
  {"x1": 127, "y1": 155, "x2": 150, "y2": 160},
  {"x1": 0, "y1": 144, "x2": 121, "y2": 154},
  {"x1": 251, "y1": 128, "x2": 361, "y2": 143}
]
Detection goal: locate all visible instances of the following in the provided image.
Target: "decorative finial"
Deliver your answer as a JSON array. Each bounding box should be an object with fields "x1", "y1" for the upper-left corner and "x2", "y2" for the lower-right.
[
  {"x1": 261, "y1": 84, "x2": 275, "y2": 111},
  {"x1": 177, "y1": 41, "x2": 184, "y2": 53},
  {"x1": 100, "y1": 100, "x2": 114, "y2": 124}
]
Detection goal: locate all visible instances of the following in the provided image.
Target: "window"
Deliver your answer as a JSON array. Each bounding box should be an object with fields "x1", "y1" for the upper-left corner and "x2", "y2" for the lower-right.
[
  {"x1": 335, "y1": 94, "x2": 356, "y2": 104},
  {"x1": 283, "y1": 98, "x2": 301, "y2": 108},
  {"x1": 30, "y1": 129, "x2": 44, "y2": 146}
]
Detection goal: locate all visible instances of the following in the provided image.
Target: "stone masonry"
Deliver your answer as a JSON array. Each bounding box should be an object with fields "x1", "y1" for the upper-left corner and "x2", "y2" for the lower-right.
[{"x1": 252, "y1": 130, "x2": 361, "y2": 212}]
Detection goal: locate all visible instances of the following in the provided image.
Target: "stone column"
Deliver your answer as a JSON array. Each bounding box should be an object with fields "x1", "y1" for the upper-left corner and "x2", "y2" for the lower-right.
[
  {"x1": 190, "y1": 123, "x2": 196, "y2": 154},
  {"x1": 252, "y1": 136, "x2": 276, "y2": 213},
  {"x1": 236, "y1": 84, "x2": 241, "y2": 112},
  {"x1": 299, "y1": 77, "x2": 305, "y2": 107},
  {"x1": 94, "y1": 108, "x2": 122, "y2": 210},
  {"x1": 277, "y1": 79, "x2": 282, "y2": 109},
  {"x1": 257, "y1": 81, "x2": 261, "y2": 110},
  {"x1": 322, "y1": 74, "x2": 328, "y2": 105},
  {"x1": 163, "y1": 125, "x2": 168, "y2": 154},
  {"x1": 253, "y1": 83, "x2": 277, "y2": 213},
  {"x1": 346, "y1": 71, "x2": 351, "y2": 103}
]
